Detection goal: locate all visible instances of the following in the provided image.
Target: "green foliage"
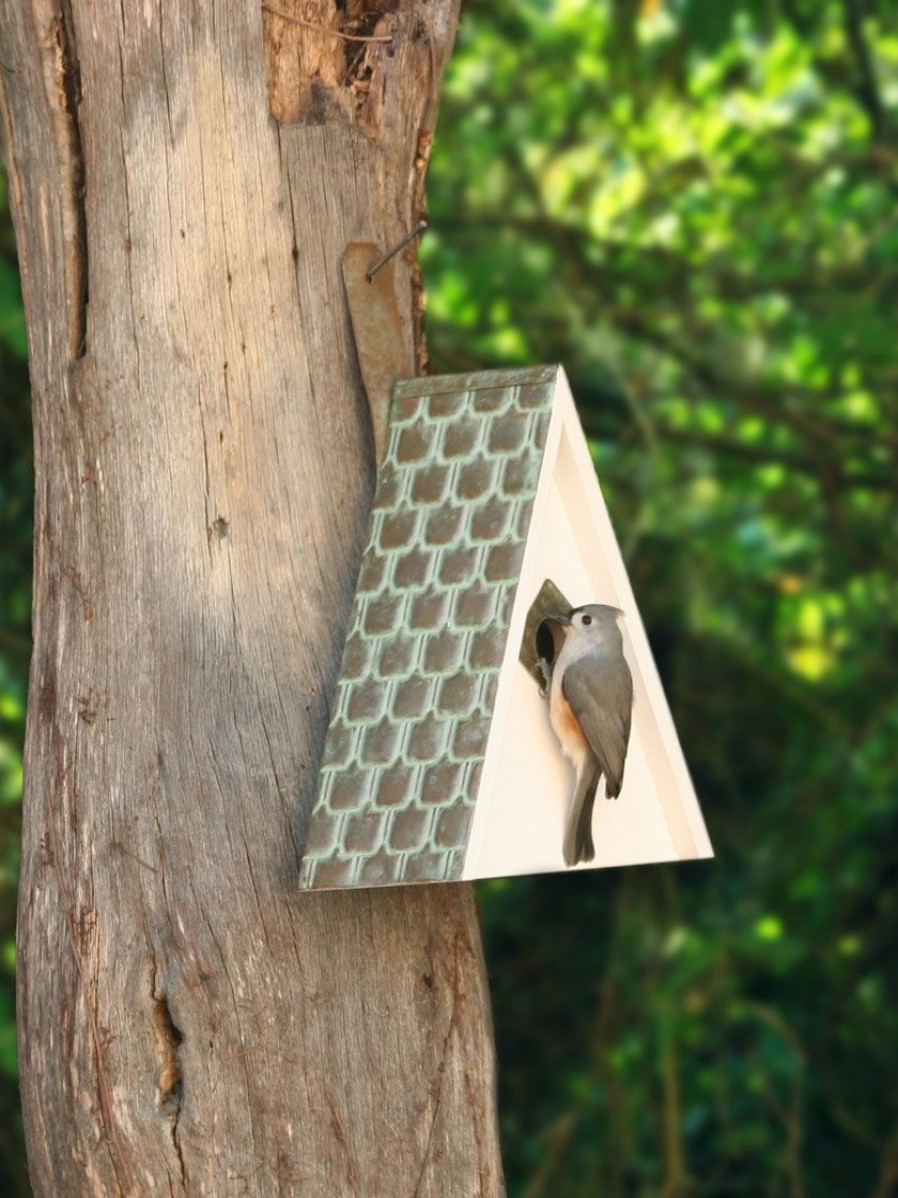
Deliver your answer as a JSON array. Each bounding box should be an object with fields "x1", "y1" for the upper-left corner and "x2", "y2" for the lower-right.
[
  {"x1": 1, "y1": 1, "x2": 896, "y2": 1193},
  {"x1": 423, "y1": 0, "x2": 898, "y2": 1193}
]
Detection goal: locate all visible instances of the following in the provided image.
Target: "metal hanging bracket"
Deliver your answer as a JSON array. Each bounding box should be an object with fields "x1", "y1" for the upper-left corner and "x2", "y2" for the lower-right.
[{"x1": 341, "y1": 223, "x2": 426, "y2": 467}]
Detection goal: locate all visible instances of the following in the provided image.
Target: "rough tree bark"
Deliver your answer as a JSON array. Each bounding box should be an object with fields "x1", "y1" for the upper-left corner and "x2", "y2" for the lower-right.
[{"x1": 0, "y1": 1, "x2": 504, "y2": 1194}]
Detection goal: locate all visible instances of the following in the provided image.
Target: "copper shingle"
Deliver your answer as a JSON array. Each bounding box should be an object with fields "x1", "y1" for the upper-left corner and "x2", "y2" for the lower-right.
[{"x1": 299, "y1": 365, "x2": 558, "y2": 889}]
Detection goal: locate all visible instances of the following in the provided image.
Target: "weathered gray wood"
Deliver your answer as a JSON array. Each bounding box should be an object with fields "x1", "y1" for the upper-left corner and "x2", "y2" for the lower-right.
[{"x1": 0, "y1": 1, "x2": 503, "y2": 1194}]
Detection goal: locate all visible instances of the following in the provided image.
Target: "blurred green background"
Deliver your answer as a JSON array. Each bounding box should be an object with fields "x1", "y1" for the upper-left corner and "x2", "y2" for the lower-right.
[{"x1": 1, "y1": 0, "x2": 896, "y2": 1193}]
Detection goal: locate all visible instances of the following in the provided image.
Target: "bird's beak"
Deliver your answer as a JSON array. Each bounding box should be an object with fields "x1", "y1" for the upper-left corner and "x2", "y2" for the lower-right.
[{"x1": 547, "y1": 611, "x2": 571, "y2": 627}]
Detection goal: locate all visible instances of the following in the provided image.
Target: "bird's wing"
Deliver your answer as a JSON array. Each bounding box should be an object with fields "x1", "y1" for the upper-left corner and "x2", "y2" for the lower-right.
[{"x1": 562, "y1": 652, "x2": 633, "y2": 797}]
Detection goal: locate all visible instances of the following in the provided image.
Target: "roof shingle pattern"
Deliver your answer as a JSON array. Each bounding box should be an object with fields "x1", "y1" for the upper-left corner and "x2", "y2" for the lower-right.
[{"x1": 300, "y1": 366, "x2": 557, "y2": 889}]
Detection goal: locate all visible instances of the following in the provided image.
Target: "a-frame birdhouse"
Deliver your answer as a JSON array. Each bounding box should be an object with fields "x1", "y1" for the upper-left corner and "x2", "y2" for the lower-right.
[{"x1": 299, "y1": 365, "x2": 712, "y2": 890}]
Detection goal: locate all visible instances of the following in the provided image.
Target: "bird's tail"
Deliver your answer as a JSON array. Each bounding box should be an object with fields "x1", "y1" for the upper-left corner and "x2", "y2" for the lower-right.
[{"x1": 563, "y1": 757, "x2": 602, "y2": 867}]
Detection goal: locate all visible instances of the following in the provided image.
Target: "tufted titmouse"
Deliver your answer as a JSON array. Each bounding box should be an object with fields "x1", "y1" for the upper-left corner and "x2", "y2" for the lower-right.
[{"x1": 538, "y1": 605, "x2": 634, "y2": 867}]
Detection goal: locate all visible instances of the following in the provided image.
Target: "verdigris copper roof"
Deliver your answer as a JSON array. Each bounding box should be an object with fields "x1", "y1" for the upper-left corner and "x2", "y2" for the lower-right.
[{"x1": 299, "y1": 365, "x2": 559, "y2": 889}]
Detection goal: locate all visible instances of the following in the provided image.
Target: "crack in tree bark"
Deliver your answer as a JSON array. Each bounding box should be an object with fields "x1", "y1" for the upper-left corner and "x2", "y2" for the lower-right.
[
  {"x1": 151, "y1": 959, "x2": 186, "y2": 1189},
  {"x1": 35, "y1": 0, "x2": 87, "y2": 358}
]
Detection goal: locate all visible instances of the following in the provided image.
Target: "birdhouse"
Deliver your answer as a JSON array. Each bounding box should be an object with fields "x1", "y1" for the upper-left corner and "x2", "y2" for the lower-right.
[{"x1": 299, "y1": 365, "x2": 712, "y2": 890}]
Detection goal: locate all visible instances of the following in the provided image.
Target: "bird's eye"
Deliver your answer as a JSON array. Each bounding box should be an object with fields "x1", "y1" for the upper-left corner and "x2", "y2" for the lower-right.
[{"x1": 581, "y1": 614, "x2": 592, "y2": 626}]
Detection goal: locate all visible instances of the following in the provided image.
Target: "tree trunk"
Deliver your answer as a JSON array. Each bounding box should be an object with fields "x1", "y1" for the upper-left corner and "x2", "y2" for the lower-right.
[{"x1": 0, "y1": 2, "x2": 503, "y2": 1194}]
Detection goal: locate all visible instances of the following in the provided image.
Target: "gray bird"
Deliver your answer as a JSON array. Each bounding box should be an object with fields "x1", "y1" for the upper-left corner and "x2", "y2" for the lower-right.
[{"x1": 538, "y1": 605, "x2": 634, "y2": 867}]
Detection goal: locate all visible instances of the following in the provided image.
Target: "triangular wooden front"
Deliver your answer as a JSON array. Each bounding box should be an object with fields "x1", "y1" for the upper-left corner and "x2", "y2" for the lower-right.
[{"x1": 462, "y1": 369, "x2": 713, "y2": 879}]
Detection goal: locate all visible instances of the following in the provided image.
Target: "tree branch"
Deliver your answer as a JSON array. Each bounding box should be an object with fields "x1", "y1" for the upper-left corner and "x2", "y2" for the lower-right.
[{"x1": 842, "y1": 0, "x2": 890, "y2": 144}]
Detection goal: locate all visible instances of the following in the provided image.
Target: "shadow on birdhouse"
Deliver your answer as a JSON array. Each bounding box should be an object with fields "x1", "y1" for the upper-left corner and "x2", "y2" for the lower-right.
[{"x1": 298, "y1": 365, "x2": 712, "y2": 890}]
